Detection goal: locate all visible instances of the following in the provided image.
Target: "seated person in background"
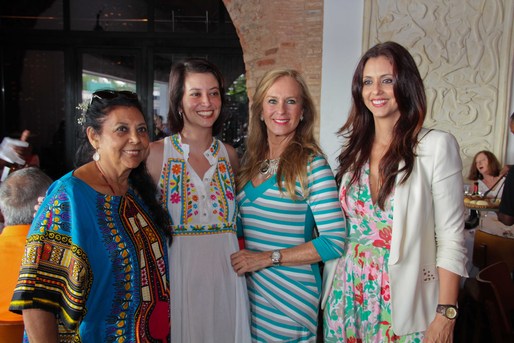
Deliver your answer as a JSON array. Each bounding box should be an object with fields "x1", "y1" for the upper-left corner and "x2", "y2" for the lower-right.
[
  {"x1": 498, "y1": 166, "x2": 514, "y2": 226},
  {"x1": 467, "y1": 150, "x2": 505, "y2": 198},
  {"x1": 0, "y1": 167, "x2": 52, "y2": 322}
]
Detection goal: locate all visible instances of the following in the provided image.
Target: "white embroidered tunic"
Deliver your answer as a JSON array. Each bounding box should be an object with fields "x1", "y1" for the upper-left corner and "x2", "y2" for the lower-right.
[{"x1": 157, "y1": 134, "x2": 251, "y2": 343}]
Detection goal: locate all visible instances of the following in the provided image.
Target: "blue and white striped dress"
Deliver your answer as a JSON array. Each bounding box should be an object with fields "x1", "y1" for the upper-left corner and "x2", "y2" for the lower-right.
[{"x1": 237, "y1": 155, "x2": 346, "y2": 342}]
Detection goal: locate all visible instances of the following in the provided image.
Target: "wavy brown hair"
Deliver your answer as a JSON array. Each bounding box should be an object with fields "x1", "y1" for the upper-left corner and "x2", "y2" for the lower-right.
[
  {"x1": 336, "y1": 41, "x2": 426, "y2": 209},
  {"x1": 467, "y1": 150, "x2": 502, "y2": 180},
  {"x1": 237, "y1": 69, "x2": 322, "y2": 199}
]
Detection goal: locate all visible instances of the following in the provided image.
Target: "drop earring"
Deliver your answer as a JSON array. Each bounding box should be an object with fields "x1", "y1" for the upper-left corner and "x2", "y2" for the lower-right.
[
  {"x1": 93, "y1": 149, "x2": 100, "y2": 162},
  {"x1": 300, "y1": 115, "x2": 304, "y2": 121}
]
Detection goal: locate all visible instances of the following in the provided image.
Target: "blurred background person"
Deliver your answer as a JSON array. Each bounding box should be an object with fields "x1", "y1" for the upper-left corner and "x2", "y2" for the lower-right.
[
  {"x1": 322, "y1": 41, "x2": 467, "y2": 342},
  {"x1": 147, "y1": 58, "x2": 251, "y2": 343},
  {"x1": 9, "y1": 90, "x2": 171, "y2": 342},
  {"x1": 0, "y1": 129, "x2": 40, "y2": 182},
  {"x1": 153, "y1": 114, "x2": 170, "y2": 140},
  {"x1": 467, "y1": 150, "x2": 505, "y2": 198},
  {"x1": 231, "y1": 68, "x2": 346, "y2": 342},
  {"x1": 0, "y1": 167, "x2": 52, "y2": 323}
]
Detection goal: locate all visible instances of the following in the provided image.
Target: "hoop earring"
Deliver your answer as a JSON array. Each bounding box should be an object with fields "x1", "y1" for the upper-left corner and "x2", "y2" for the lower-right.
[{"x1": 93, "y1": 150, "x2": 100, "y2": 162}]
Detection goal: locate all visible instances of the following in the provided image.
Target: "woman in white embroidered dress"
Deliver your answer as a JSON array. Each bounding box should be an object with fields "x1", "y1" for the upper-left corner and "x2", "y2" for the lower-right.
[{"x1": 147, "y1": 58, "x2": 251, "y2": 343}]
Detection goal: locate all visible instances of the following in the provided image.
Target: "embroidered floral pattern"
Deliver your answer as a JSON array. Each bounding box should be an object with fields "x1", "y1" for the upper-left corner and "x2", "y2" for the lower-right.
[{"x1": 159, "y1": 134, "x2": 237, "y2": 236}]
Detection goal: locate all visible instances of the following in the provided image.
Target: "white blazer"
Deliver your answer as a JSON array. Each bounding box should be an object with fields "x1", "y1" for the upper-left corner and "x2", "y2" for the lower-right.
[{"x1": 321, "y1": 128, "x2": 469, "y2": 336}]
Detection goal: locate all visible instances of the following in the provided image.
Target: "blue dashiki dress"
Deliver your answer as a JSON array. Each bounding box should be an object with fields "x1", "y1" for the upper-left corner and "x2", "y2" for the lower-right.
[
  {"x1": 323, "y1": 164, "x2": 423, "y2": 342},
  {"x1": 10, "y1": 172, "x2": 170, "y2": 342},
  {"x1": 157, "y1": 134, "x2": 251, "y2": 343},
  {"x1": 237, "y1": 155, "x2": 346, "y2": 342}
]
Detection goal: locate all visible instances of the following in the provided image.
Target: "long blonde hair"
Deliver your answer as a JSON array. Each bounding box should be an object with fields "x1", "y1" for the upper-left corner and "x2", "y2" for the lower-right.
[{"x1": 237, "y1": 68, "x2": 322, "y2": 199}]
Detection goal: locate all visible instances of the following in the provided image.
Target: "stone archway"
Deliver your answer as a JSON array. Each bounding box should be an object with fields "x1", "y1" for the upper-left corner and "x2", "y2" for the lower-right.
[{"x1": 223, "y1": 0, "x2": 324, "y2": 136}]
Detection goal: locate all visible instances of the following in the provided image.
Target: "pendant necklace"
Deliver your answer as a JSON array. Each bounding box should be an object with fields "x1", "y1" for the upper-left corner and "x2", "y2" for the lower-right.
[
  {"x1": 95, "y1": 161, "x2": 117, "y2": 195},
  {"x1": 259, "y1": 158, "x2": 280, "y2": 178}
]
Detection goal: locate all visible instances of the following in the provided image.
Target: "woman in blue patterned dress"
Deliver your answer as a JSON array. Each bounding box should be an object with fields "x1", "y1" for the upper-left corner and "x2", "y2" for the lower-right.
[
  {"x1": 231, "y1": 68, "x2": 346, "y2": 342},
  {"x1": 147, "y1": 58, "x2": 251, "y2": 343},
  {"x1": 10, "y1": 90, "x2": 171, "y2": 342},
  {"x1": 322, "y1": 41, "x2": 468, "y2": 342}
]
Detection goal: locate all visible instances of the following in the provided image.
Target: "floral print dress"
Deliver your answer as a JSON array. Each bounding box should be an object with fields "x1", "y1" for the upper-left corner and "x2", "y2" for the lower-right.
[{"x1": 324, "y1": 164, "x2": 423, "y2": 342}]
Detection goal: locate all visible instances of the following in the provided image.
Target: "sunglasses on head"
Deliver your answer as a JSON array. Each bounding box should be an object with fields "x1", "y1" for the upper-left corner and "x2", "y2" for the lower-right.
[{"x1": 91, "y1": 90, "x2": 138, "y2": 102}]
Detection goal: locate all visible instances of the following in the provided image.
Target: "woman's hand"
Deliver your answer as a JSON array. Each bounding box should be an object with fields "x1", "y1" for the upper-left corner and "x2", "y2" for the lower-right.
[
  {"x1": 423, "y1": 314, "x2": 455, "y2": 343},
  {"x1": 230, "y1": 249, "x2": 271, "y2": 276},
  {"x1": 33, "y1": 196, "x2": 45, "y2": 217}
]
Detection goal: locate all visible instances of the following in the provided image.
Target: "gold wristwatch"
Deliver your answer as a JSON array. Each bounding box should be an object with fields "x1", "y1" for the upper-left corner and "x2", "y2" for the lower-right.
[{"x1": 436, "y1": 304, "x2": 458, "y2": 320}]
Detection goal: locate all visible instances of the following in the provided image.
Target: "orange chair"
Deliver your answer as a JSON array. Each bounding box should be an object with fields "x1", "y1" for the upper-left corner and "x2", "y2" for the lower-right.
[
  {"x1": 0, "y1": 320, "x2": 24, "y2": 343},
  {"x1": 472, "y1": 229, "x2": 514, "y2": 272},
  {"x1": 476, "y1": 261, "x2": 514, "y2": 342}
]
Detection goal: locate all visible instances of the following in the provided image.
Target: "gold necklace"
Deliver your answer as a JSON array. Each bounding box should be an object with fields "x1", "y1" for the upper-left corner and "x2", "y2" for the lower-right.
[{"x1": 95, "y1": 162, "x2": 118, "y2": 195}]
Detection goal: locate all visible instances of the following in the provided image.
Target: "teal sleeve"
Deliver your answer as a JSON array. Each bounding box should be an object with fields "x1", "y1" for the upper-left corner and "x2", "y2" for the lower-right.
[{"x1": 306, "y1": 156, "x2": 346, "y2": 262}]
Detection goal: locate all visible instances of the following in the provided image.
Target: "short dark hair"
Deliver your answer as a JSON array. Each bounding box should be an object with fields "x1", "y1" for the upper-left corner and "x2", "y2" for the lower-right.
[
  {"x1": 0, "y1": 167, "x2": 52, "y2": 225},
  {"x1": 167, "y1": 58, "x2": 226, "y2": 136}
]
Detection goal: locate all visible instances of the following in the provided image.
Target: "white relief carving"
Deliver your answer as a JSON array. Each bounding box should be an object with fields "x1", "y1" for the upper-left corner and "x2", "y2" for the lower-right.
[{"x1": 363, "y1": 0, "x2": 514, "y2": 174}]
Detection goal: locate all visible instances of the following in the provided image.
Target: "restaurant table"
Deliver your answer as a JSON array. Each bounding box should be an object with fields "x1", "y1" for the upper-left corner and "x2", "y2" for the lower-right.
[{"x1": 464, "y1": 214, "x2": 514, "y2": 278}]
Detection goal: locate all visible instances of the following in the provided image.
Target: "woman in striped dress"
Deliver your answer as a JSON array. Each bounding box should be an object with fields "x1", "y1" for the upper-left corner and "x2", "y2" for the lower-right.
[{"x1": 231, "y1": 69, "x2": 346, "y2": 342}]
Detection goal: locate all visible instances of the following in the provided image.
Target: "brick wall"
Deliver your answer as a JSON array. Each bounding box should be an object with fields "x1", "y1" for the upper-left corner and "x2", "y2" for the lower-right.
[{"x1": 223, "y1": 0, "x2": 324, "y2": 137}]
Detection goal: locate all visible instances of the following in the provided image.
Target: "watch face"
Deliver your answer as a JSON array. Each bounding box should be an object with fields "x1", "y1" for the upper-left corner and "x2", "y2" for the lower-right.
[
  {"x1": 271, "y1": 250, "x2": 281, "y2": 264},
  {"x1": 446, "y1": 307, "x2": 458, "y2": 319}
]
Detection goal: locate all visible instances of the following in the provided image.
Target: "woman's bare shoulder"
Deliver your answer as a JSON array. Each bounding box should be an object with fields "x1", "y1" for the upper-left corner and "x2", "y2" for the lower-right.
[{"x1": 147, "y1": 139, "x2": 165, "y2": 183}]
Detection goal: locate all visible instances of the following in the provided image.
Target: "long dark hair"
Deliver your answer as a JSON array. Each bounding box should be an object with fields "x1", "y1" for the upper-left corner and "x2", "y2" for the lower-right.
[
  {"x1": 167, "y1": 58, "x2": 226, "y2": 136},
  {"x1": 336, "y1": 41, "x2": 426, "y2": 209},
  {"x1": 75, "y1": 90, "x2": 171, "y2": 236}
]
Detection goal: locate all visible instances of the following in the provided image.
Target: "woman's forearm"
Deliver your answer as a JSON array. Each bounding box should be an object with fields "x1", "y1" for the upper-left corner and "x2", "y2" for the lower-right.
[
  {"x1": 231, "y1": 242, "x2": 321, "y2": 275},
  {"x1": 437, "y1": 268, "x2": 461, "y2": 305},
  {"x1": 23, "y1": 308, "x2": 59, "y2": 343}
]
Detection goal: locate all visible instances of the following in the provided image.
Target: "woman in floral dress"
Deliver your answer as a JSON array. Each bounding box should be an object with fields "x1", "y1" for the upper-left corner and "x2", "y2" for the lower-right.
[{"x1": 322, "y1": 41, "x2": 468, "y2": 342}]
